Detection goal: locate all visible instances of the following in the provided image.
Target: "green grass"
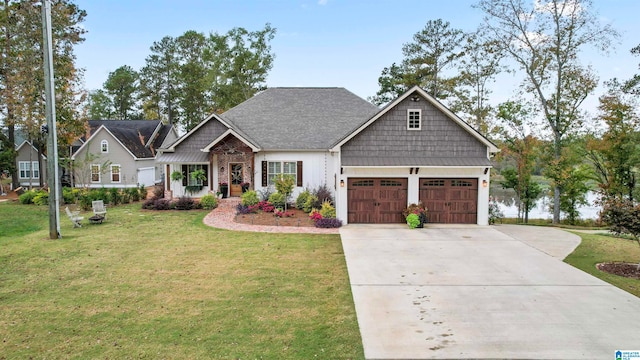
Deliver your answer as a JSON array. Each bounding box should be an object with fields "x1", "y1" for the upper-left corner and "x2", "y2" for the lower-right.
[
  {"x1": 565, "y1": 232, "x2": 640, "y2": 297},
  {"x1": 0, "y1": 201, "x2": 364, "y2": 359}
]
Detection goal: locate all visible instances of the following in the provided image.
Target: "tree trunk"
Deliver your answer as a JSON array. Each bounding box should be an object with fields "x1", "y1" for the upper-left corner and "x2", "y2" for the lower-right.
[{"x1": 552, "y1": 139, "x2": 561, "y2": 224}]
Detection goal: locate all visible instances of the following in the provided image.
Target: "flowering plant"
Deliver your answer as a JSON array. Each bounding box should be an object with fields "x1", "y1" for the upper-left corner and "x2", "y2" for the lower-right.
[
  {"x1": 274, "y1": 209, "x2": 295, "y2": 218},
  {"x1": 219, "y1": 182, "x2": 228, "y2": 186},
  {"x1": 309, "y1": 209, "x2": 323, "y2": 222},
  {"x1": 402, "y1": 202, "x2": 427, "y2": 220}
]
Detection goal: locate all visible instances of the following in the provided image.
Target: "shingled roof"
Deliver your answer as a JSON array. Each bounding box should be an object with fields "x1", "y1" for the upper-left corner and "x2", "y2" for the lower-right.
[
  {"x1": 219, "y1": 87, "x2": 380, "y2": 150},
  {"x1": 85, "y1": 120, "x2": 171, "y2": 158}
]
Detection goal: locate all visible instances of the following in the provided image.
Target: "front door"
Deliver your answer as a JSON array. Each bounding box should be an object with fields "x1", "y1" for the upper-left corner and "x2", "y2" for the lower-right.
[{"x1": 229, "y1": 163, "x2": 243, "y2": 197}]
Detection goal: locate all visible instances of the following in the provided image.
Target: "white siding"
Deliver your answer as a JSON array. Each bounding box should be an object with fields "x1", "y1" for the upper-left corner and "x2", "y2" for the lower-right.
[{"x1": 253, "y1": 151, "x2": 339, "y2": 200}]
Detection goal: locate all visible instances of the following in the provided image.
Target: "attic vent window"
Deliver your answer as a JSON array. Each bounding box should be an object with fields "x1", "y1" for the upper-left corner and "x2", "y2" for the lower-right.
[
  {"x1": 407, "y1": 109, "x2": 421, "y2": 130},
  {"x1": 101, "y1": 140, "x2": 108, "y2": 153}
]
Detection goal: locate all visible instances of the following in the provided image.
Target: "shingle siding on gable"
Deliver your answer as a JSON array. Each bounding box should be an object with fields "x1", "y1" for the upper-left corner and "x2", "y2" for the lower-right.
[
  {"x1": 169, "y1": 119, "x2": 228, "y2": 160},
  {"x1": 341, "y1": 97, "x2": 490, "y2": 166}
]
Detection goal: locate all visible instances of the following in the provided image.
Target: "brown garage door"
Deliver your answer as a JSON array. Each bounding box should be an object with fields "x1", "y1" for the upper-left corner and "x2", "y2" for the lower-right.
[
  {"x1": 419, "y1": 178, "x2": 478, "y2": 224},
  {"x1": 348, "y1": 178, "x2": 408, "y2": 223}
]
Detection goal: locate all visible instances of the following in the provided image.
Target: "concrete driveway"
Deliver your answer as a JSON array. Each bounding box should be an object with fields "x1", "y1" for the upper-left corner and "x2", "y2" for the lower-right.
[{"x1": 340, "y1": 224, "x2": 640, "y2": 359}]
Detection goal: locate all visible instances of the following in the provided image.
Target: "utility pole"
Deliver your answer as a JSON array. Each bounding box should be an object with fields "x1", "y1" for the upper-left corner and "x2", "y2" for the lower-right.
[{"x1": 42, "y1": 0, "x2": 61, "y2": 239}]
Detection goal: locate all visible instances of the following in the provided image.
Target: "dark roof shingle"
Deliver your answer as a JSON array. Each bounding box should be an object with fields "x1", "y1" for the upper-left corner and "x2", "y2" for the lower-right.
[
  {"x1": 87, "y1": 120, "x2": 171, "y2": 158},
  {"x1": 219, "y1": 87, "x2": 379, "y2": 150}
]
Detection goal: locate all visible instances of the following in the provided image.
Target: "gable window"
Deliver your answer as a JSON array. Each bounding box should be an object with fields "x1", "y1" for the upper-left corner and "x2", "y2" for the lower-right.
[
  {"x1": 91, "y1": 164, "x2": 101, "y2": 183},
  {"x1": 101, "y1": 140, "x2": 108, "y2": 153},
  {"x1": 111, "y1": 164, "x2": 121, "y2": 183},
  {"x1": 407, "y1": 109, "x2": 421, "y2": 130},
  {"x1": 18, "y1": 161, "x2": 39, "y2": 179}
]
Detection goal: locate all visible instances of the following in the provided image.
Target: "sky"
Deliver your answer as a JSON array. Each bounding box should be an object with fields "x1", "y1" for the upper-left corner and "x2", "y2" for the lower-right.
[{"x1": 73, "y1": 0, "x2": 640, "y2": 114}]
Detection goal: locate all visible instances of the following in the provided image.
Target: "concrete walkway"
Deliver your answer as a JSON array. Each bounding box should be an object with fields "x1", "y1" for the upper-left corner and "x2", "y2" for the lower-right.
[{"x1": 340, "y1": 224, "x2": 640, "y2": 359}]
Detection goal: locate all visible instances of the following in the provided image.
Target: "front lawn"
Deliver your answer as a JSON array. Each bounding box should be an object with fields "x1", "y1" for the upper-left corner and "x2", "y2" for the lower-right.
[
  {"x1": 0, "y1": 201, "x2": 363, "y2": 359},
  {"x1": 565, "y1": 232, "x2": 640, "y2": 297}
]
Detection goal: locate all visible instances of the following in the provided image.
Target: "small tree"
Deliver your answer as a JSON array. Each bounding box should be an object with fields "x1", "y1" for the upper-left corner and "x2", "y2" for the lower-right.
[
  {"x1": 602, "y1": 199, "x2": 640, "y2": 270},
  {"x1": 61, "y1": 152, "x2": 111, "y2": 189},
  {"x1": 274, "y1": 174, "x2": 295, "y2": 211},
  {"x1": 170, "y1": 170, "x2": 184, "y2": 197}
]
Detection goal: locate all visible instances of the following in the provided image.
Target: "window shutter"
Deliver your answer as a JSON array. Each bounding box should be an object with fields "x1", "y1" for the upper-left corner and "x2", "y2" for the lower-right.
[
  {"x1": 202, "y1": 165, "x2": 209, "y2": 187},
  {"x1": 182, "y1": 165, "x2": 187, "y2": 186},
  {"x1": 262, "y1": 161, "x2": 268, "y2": 187},
  {"x1": 296, "y1": 161, "x2": 303, "y2": 187}
]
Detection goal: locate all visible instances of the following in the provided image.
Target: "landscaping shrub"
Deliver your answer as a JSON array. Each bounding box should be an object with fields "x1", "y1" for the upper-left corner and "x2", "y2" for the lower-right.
[
  {"x1": 236, "y1": 203, "x2": 253, "y2": 214},
  {"x1": 303, "y1": 194, "x2": 319, "y2": 213},
  {"x1": 200, "y1": 194, "x2": 218, "y2": 210},
  {"x1": 319, "y1": 200, "x2": 336, "y2": 219},
  {"x1": 32, "y1": 191, "x2": 49, "y2": 206},
  {"x1": 152, "y1": 185, "x2": 164, "y2": 199},
  {"x1": 602, "y1": 199, "x2": 640, "y2": 250},
  {"x1": 174, "y1": 196, "x2": 195, "y2": 210},
  {"x1": 62, "y1": 187, "x2": 80, "y2": 204},
  {"x1": 309, "y1": 208, "x2": 322, "y2": 222},
  {"x1": 109, "y1": 188, "x2": 121, "y2": 206},
  {"x1": 274, "y1": 209, "x2": 295, "y2": 218},
  {"x1": 315, "y1": 218, "x2": 342, "y2": 228},
  {"x1": 295, "y1": 189, "x2": 311, "y2": 209},
  {"x1": 257, "y1": 185, "x2": 274, "y2": 201},
  {"x1": 19, "y1": 190, "x2": 38, "y2": 204},
  {"x1": 258, "y1": 200, "x2": 275, "y2": 213},
  {"x1": 488, "y1": 197, "x2": 504, "y2": 225},
  {"x1": 128, "y1": 187, "x2": 141, "y2": 202},
  {"x1": 313, "y1": 183, "x2": 334, "y2": 205},
  {"x1": 142, "y1": 198, "x2": 171, "y2": 210},
  {"x1": 241, "y1": 190, "x2": 259, "y2": 206},
  {"x1": 139, "y1": 184, "x2": 148, "y2": 200},
  {"x1": 268, "y1": 192, "x2": 286, "y2": 209},
  {"x1": 95, "y1": 188, "x2": 109, "y2": 204}
]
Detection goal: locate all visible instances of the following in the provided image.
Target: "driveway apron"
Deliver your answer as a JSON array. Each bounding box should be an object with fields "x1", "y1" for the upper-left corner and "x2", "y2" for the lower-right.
[{"x1": 340, "y1": 224, "x2": 640, "y2": 359}]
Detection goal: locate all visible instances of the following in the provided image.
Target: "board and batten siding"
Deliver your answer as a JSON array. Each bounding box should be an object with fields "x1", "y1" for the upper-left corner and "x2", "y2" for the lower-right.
[
  {"x1": 341, "y1": 97, "x2": 488, "y2": 166},
  {"x1": 253, "y1": 151, "x2": 338, "y2": 200}
]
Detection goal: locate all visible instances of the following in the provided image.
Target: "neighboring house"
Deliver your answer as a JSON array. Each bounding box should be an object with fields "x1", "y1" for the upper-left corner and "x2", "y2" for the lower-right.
[
  {"x1": 158, "y1": 86, "x2": 498, "y2": 225},
  {"x1": 71, "y1": 120, "x2": 178, "y2": 188},
  {"x1": 15, "y1": 140, "x2": 47, "y2": 188}
]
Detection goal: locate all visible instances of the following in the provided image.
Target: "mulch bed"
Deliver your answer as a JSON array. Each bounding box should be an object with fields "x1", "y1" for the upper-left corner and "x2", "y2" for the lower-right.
[
  {"x1": 597, "y1": 262, "x2": 640, "y2": 280},
  {"x1": 234, "y1": 208, "x2": 316, "y2": 227}
]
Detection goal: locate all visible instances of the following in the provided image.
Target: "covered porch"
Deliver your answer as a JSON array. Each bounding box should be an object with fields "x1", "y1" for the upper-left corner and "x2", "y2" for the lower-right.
[{"x1": 160, "y1": 133, "x2": 256, "y2": 199}]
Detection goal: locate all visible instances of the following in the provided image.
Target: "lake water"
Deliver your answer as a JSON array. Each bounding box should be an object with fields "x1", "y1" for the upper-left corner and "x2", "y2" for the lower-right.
[{"x1": 491, "y1": 187, "x2": 601, "y2": 220}]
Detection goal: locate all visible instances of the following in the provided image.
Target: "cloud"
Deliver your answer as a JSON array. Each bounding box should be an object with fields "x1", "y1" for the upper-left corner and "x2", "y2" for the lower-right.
[
  {"x1": 534, "y1": 0, "x2": 582, "y2": 15},
  {"x1": 318, "y1": 0, "x2": 328, "y2": 5}
]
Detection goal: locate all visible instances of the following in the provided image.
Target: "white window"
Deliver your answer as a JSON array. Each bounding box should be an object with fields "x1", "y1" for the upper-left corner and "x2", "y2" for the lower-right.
[
  {"x1": 101, "y1": 140, "x2": 108, "y2": 153},
  {"x1": 408, "y1": 109, "x2": 421, "y2": 130},
  {"x1": 111, "y1": 164, "x2": 121, "y2": 183},
  {"x1": 187, "y1": 164, "x2": 205, "y2": 186},
  {"x1": 18, "y1": 161, "x2": 39, "y2": 179},
  {"x1": 91, "y1": 164, "x2": 101, "y2": 183},
  {"x1": 267, "y1": 161, "x2": 297, "y2": 185}
]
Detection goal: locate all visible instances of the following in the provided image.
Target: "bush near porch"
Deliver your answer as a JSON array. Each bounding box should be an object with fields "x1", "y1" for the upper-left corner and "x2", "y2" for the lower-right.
[{"x1": 236, "y1": 186, "x2": 342, "y2": 228}]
